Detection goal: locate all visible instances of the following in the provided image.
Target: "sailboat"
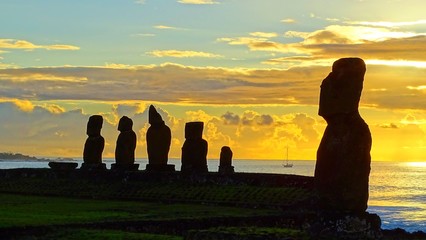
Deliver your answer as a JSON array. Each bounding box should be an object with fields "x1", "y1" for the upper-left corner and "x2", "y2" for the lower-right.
[{"x1": 282, "y1": 146, "x2": 293, "y2": 168}]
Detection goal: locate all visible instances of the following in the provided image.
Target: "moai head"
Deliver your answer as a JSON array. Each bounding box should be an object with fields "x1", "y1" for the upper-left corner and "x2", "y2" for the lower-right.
[
  {"x1": 149, "y1": 105, "x2": 164, "y2": 126},
  {"x1": 118, "y1": 116, "x2": 133, "y2": 132},
  {"x1": 185, "y1": 122, "x2": 204, "y2": 140},
  {"x1": 220, "y1": 146, "x2": 233, "y2": 166},
  {"x1": 318, "y1": 58, "x2": 366, "y2": 120},
  {"x1": 86, "y1": 115, "x2": 103, "y2": 137}
]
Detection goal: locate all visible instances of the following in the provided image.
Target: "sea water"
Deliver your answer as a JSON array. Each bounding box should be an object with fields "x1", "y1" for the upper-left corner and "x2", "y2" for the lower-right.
[{"x1": 0, "y1": 159, "x2": 425, "y2": 232}]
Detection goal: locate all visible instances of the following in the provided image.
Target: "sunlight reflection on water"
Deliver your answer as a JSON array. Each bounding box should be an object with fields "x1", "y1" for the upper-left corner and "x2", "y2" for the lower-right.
[{"x1": 368, "y1": 161, "x2": 426, "y2": 232}]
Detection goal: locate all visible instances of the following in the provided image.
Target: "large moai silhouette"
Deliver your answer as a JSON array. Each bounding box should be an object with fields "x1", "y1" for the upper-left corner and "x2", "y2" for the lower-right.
[
  {"x1": 218, "y1": 146, "x2": 234, "y2": 174},
  {"x1": 181, "y1": 122, "x2": 208, "y2": 174},
  {"x1": 82, "y1": 115, "x2": 106, "y2": 170},
  {"x1": 315, "y1": 58, "x2": 372, "y2": 213},
  {"x1": 146, "y1": 105, "x2": 175, "y2": 171},
  {"x1": 111, "y1": 116, "x2": 139, "y2": 171}
]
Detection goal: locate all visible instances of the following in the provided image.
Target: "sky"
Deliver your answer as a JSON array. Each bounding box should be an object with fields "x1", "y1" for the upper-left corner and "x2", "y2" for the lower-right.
[{"x1": 1, "y1": 0, "x2": 426, "y2": 161}]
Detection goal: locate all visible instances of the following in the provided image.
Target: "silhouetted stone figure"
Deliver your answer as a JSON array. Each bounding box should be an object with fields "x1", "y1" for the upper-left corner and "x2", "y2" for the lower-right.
[
  {"x1": 146, "y1": 105, "x2": 175, "y2": 172},
  {"x1": 82, "y1": 115, "x2": 106, "y2": 170},
  {"x1": 315, "y1": 58, "x2": 371, "y2": 213},
  {"x1": 111, "y1": 116, "x2": 139, "y2": 171},
  {"x1": 181, "y1": 122, "x2": 208, "y2": 174},
  {"x1": 218, "y1": 146, "x2": 234, "y2": 174}
]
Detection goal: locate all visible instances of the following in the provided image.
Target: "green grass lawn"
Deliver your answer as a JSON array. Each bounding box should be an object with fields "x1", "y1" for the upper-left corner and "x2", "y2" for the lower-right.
[
  {"x1": 0, "y1": 177, "x2": 312, "y2": 207},
  {"x1": 39, "y1": 229, "x2": 183, "y2": 240},
  {"x1": 0, "y1": 193, "x2": 278, "y2": 228}
]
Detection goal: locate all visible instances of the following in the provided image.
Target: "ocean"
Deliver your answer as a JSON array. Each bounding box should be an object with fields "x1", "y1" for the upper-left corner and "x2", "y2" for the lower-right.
[{"x1": 0, "y1": 159, "x2": 425, "y2": 232}]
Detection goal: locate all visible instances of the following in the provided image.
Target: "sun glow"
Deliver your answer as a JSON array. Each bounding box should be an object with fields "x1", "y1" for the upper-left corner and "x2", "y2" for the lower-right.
[
  {"x1": 366, "y1": 59, "x2": 426, "y2": 68},
  {"x1": 405, "y1": 162, "x2": 426, "y2": 168}
]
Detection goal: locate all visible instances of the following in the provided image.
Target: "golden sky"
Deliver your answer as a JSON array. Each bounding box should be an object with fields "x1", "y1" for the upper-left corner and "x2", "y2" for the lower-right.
[{"x1": 1, "y1": 0, "x2": 426, "y2": 161}]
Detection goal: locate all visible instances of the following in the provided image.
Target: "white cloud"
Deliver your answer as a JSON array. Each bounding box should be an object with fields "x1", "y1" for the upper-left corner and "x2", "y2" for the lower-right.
[
  {"x1": 345, "y1": 19, "x2": 426, "y2": 28},
  {"x1": 281, "y1": 18, "x2": 296, "y2": 24}
]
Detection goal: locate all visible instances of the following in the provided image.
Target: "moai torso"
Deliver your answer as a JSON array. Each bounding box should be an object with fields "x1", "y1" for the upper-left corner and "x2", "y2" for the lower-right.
[
  {"x1": 83, "y1": 115, "x2": 105, "y2": 164},
  {"x1": 219, "y1": 146, "x2": 234, "y2": 174},
  {"x1": 146, "y1": 105, "x2": 171, "y2": 165},
  {"x1": 115, "y1": 116, "x2": 137, "y2": 165},
  {"x1": 181, "y1": 122, "x2": 208, "y2": 173}
]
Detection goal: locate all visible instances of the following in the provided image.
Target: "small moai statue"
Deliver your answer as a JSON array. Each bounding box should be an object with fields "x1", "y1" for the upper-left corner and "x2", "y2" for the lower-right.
[
  {"x1": 315, "y1": 57, "x2": 371, "y2": 213},
  {"x1": 218, "y1": 146, "x2": 234, "y2": 174},
  {"x1": 146, "y1": 105, "x2": 175, "y2": 172},
  {"x1": 111, "y1": 116, "x2": 139, "y2": 171},
  {"x1": 81, "y1": 115, "x2": 106, "y2": 170},
  {"x1": 181, "y1": 121, "x2": 208, "y2": 174}
]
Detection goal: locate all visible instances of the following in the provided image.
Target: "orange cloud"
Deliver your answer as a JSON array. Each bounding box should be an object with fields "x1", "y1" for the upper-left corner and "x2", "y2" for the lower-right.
[
  {"x1": 249, "y1": 32, "x2": 278, "y2": 38},
  {"x1": 0, "y1": 39, "x2": 79, "y2": 51},
  {"x1": 220, "y1": 25, "x2": 426, "y2": 67}
]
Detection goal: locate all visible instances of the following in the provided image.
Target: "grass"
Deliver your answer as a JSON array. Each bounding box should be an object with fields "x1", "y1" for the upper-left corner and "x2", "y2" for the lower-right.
[
  {"x1": 0, "y1": 170, "x2": 314, "y2": 239},
  {"x1": 188, "y1": 226, "x2": 309, "y2": 240},
  {"x1": 0, "y1": 193, "x2": 279, "y2": 228},
  {"x1": 39, "y1": 229, "x2": 183, "y2": 240},
  {"x1": 0, "y1": 177, "x2": 312, "y2": 207}
]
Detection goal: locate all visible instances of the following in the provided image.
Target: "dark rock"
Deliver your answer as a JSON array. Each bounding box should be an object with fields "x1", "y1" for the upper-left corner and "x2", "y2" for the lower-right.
[
  {"x1": 146, "y1": 105, "x2": 174, "y2": 171},
  {"x1": 145, "y1": 164, "x2": 175, "y2": 172},
  {"x1": 315, "y1": 58, "x2": 371, "y2": 213},
  {"x1": 309, "y1": 212, "x2": 382, "y2": 240},
  {"x1": 48, "y1": 162, "x2": 78, "y2": 170},
  {"x1": 115, "y1": 116, "x2": 137, "y2": 166},
  {"x1": 80, "y1": 162, "x2": 107, "y2": 170},
  {"x1": 218, "y1": 146, "x2": 234, "y2": 174},
  {"x1": 111, "y1": 163, "x2": 139, "y2": 171},
  {"x1": 181, "y1": 122, "x2": 208, "y2": 174},
  {"x1": 83, "y1": 115, "x2": 105, "y2": 166}
]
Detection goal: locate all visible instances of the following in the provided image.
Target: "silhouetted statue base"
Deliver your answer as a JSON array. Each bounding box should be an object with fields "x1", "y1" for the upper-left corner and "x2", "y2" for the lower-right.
[
  {"x1": 310, "y1": 211, "x2": 382, "y2": 239},
  {"x1": 80, "y1": 163, "x2": 107, "y2": 171},
  {"x1": 111, "y1": 163, "x2": 139, "y2": 171},
  {"x1": 48, "y1": 162, "x2": 78, "y2": 171},
  {"x1": 145, "y1": 164, "x2": 175, "y2": 172},
  {"x1": 218, "y1": 165, "x2": 234, "y2": 174}
]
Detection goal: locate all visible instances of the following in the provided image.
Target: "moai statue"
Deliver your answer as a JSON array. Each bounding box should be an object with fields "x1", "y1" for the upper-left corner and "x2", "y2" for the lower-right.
[
  {"x1": 181, "y1": 121, "x2": 208, "y2": 174},
  {"x1": 146, "y1": 105, "x2": 175, "y2": 172},
  {"x1": 81, "y1": 115, "x2": 106, "y2": 170},
  {"x1": 218, "y1": 146, "x2": 234, "y2": 174},
  {"x1": 315, "y1": 58, "x2": 372, "y2": 213},
  {"x1": 111, "y1": 116, "x2": 139, "y2": 171}
]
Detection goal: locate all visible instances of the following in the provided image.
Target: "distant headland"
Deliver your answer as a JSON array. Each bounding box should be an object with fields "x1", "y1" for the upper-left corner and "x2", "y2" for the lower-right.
[{"x1": 0, "y1": 152, "x2": 73, "y2": 162}]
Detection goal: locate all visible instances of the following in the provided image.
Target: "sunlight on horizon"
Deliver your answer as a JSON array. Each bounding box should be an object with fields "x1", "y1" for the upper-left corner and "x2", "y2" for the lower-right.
[{"x1": 405, "y1": 162, "x2": 426, "y2": 168}]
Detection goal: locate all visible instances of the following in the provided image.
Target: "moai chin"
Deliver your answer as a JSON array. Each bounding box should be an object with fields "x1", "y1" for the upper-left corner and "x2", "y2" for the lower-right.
[
  {"x1": 82, "y1": 115, "x2": 106, "y2": 170},
  {"x1": 112, "y1": 116, "x2": 139, "y2": 171},
  {"x1": 315, "y1": 58, "x2": 372, "y2": 213},
  {"x1": 218, "y1": 146, "x2": 234, "y2": 174},
  {"x1": 181, "y1": 121, "x2": 208, "y2": 174},
  {"x1": 146, "y1": 105, "x2": 175, "y2": 172}
]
